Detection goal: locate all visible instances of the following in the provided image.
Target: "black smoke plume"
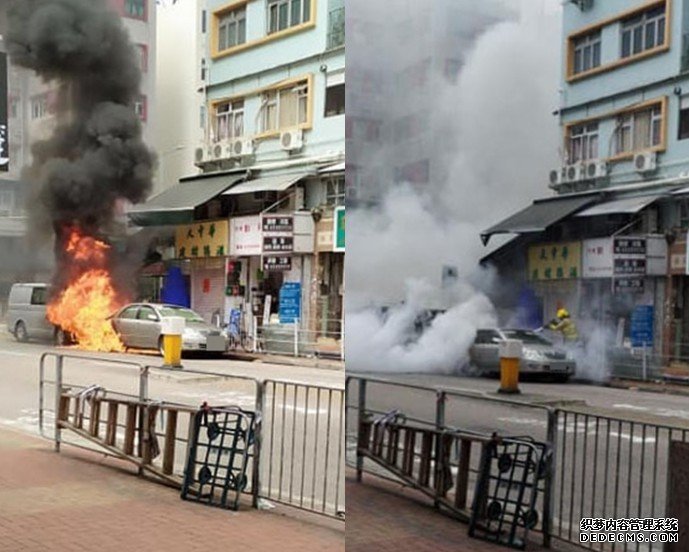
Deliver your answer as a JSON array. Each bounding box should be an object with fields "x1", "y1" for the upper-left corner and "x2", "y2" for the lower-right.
[{"x1": 6, "y1": 0, "x2": 155, "y2": 236}]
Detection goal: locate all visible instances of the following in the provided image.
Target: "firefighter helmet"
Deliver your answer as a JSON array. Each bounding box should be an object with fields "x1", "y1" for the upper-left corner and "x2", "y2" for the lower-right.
[{"x1": 557, "y1": 308, "x2": 570, "y2": 319}]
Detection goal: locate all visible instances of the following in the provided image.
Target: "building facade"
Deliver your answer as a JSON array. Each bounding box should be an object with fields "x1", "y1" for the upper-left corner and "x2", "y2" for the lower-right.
[
  {"x1": 346, "y1": 0, "x2": 504, "y2": 206},
  {"x1": 482, "y1": 0, "x2": 689, "y2": 377},
  {"x1": 0, "y1": 0, "x2": 158, "y2": 313},
  {"x1": 133, "y1": 0, "x2": 345, "y2": 355}
]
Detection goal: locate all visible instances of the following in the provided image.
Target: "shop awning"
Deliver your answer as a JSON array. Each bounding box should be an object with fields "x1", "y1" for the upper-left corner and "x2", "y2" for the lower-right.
[
  {"x1": 480, "y1": 195, "x2": 595, "y2": 245},
  {"x1": 222, "y1": 172, "x2": 310, "y2": 196},
  {"x1": 574, "y1": 194, "x2": 661, "y2": 217},
  {"x1": 319, "y1": 162, "x2": 345, "y2": 174},
  {"x1": 128, "y1": 174, "x2": 245, "y2": 226}
]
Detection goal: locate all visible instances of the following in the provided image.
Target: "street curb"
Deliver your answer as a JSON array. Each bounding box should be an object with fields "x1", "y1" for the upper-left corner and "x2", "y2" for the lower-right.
[
  {"x1": 230, "y1": 351, "x2": 344, "y2": 371},
  {"x1": 148, "y1": 370, "x2": 224, "y2": 384},
  {"x1": 481, "y1": 391, "x2": 586, "y2": 409},
  {"x1": 607, "y1": 378, "x2": 689, "y2": 398},
  {"x1": 253, "y1": 358, "x2": 344, "y2": 371}
]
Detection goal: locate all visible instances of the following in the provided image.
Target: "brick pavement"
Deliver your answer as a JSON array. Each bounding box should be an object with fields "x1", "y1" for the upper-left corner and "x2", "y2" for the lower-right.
[
  {"x1": 0, "y1": 426, "x2": 344, "y2": 552},
  {"x1": 347, "y1": 469, "x2": 568, "y2": 552}
]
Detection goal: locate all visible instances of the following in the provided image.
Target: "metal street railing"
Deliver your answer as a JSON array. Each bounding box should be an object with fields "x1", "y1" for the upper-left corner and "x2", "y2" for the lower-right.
[
  {"x1": 256, "y1": 319, "x2": 344, "y2": 361},
  {"x1": 259, "y1": 380, "x2": 345, "y2": 518},
  {"x1": 38, "y1": 352, "x2": 345, "y2": 520},
  {"x1": 347, "y1": 374, "x2": 689, "y2": 550}
]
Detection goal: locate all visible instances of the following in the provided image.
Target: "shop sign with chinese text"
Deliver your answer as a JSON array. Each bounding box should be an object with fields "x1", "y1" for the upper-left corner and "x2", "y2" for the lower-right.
[
  {"x1": 527, "y1": 242, "x2": 581, "y2": 281},
  {"x1": 263, "y1": 215, "x2": 293, "y2": 233},
  {"x1": 613, "y1": 278, "x2": 645, "y2": 294},
  {"x1": 175, "y1": 219, "x2": 228, "y2": 259},
  {"x1": 263, "y1": 256, "x2": 292, "y2": 272},
  {"x1": 614, "y1": 237, "x2": 646, "y2": 255},
  {"x1": 263, "y1": 235, "x2": 293, "y2": 253},
  {"x1": 230, "y1": 215, "x2": 262, "y2": 256},
  {"x1": 583, "y1": 235, "x2": 667, "y2": 279}
]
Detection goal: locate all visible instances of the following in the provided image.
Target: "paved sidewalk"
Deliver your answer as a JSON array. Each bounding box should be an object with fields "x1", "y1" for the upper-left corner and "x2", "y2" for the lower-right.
[
  {"x1": 229, "y1": 350, "x2": 344, "y2": 371},
  {"x1": 347, "y1": 469, "x2": 570, "y2": 552},
  {"x1": 0, "y1": 427, "x2": 344, "y2": 552}
]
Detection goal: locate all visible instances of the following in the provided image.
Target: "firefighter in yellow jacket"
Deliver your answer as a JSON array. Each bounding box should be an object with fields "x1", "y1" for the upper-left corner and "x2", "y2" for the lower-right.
[{"x1": 548, "y1": 308, "x2": 579, "y2": 343}]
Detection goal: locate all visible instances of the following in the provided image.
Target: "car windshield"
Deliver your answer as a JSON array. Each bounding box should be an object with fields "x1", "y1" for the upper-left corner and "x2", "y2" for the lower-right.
[
  {"x1": 159, "y1": 306, "x2": 205, "y2": 323},
  {"x1": 502, "y1": 330, "x2": 553, "y2": 346}
]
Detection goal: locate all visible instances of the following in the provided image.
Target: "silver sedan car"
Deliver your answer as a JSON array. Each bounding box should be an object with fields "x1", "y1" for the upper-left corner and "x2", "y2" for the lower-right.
[
  {"x1": 469, "y1": 328, "x2": 576, "y2": 382},
  {"x1": 110, "y1": 303, "x2": 229, "y2": 355}
]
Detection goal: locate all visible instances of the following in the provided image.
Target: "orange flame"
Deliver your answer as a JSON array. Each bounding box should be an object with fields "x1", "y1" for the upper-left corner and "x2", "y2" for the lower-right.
[{"x1": 47, "y1": 227, "x2": 127, "y2": 352}]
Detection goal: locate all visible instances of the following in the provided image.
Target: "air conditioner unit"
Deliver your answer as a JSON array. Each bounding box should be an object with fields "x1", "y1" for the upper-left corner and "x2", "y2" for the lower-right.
[
  {"x1": 280, "y1": 129, "x2": 303, "y2": 151},
  {"x1": 194, "y1": 146, "x2": 212, "y2": 167},
  {"x1": 210, "y1": 142, "x2": 226, "y2": 161},
  {"x1": 634, "y1": 152, "x2": 657, "y2": 173},
  {"x1": 562, "y1": 163, "x2": 584, "y2": 183},
  {"x1": 231, "y1": 138, "x2": 254, "y2": 158},
  {"x1": 584, "y1": 160, "x2": 608, "y2": 180},
  {"x1": 549, "y1": 168, "x2": 562, "y2": 187}
]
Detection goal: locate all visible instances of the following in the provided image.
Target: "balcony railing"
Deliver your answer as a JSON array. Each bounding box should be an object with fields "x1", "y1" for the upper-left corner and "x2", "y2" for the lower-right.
[{"x1": 327, "y1": 7, "x2": 344, "y2": 50}]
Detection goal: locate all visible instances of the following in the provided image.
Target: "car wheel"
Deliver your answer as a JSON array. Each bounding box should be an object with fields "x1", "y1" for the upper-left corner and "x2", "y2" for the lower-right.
[
  {"x1": 14, "y1": 321, "x2": 28, "y2": 342},
  {"x1": 554, "y1": 374, "x2": 570, "y2": 383}
]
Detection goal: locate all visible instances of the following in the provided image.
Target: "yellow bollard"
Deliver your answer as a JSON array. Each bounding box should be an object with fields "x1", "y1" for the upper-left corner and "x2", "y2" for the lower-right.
[
  {"x1": 161, "y1": 316, "x2": 185, "y2": 369},
  {"x1": 498, "y1": 339, "x2": 522, "y2": 394}
]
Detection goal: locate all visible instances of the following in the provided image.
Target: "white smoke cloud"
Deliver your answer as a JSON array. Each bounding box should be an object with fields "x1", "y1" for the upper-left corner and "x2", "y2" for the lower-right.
[{"x1": 347, "y1": 0, "x2": 563, "y2": 373}]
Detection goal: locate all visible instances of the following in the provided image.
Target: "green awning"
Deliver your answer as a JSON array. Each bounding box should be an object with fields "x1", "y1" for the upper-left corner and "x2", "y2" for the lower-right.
[
  {"x1": 480, "y1": 195, "x2": 596, "y2": 245},
  {"x1": 222, "y1": 172, "x2": 311, "y2": 195},
  {"x1": 128, "y1": 173, "x2": 245, "y2": 226}
]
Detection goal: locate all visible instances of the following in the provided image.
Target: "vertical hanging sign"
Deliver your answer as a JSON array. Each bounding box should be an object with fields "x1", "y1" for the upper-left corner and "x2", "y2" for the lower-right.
[{"x1": 0, "y1": 52, "x2": 9, "y2": 172}]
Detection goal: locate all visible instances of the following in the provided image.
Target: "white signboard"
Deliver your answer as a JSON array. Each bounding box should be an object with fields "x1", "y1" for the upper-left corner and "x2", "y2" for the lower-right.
[
  {"x1": 292, "y1": 212, "x2": 315, "y2": 253},
  {"x1": 646, "y1": 234, "x2": 668, "y2": 276},
  {"x1": 582, "y1": 238, "x2": 614, "y2": 278},
  {"x1": 230, "y1": 215, "x2": 262, "y2": 256},
  {"x1": 583, "y1": 235, "x2": 667, "y2": 279}
]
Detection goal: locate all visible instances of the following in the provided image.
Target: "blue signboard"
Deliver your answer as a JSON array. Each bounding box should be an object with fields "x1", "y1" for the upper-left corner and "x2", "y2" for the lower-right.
[
  {"x1": 630, "y1": 305, "x2": 654, "y2": 347},
  {"x1": 279, "y1": 282, "x2": 301, "y2": 324}
]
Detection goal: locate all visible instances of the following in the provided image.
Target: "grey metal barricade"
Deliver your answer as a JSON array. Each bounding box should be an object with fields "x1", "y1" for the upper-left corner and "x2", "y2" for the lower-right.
[
  {"x1": 347, "y1": 373, "x2": 689, "y2": 550},
  {"x1": 38, "y1": 352, "x2": 345, "y2": 520},
  {"x1": 551, "y1": 407, "x2": 689, "y2": 551},
  {"x1": 346, "y1": 374, "x2": 556, "y2": 546},
  {"x1": 259, "y1": 379, "x2": 345, "y2": 518}
]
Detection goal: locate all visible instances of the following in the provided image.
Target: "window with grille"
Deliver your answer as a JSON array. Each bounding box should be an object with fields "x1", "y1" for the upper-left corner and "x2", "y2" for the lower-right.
[
  {"x1": 572, "y1": 31, "x2": 601, "y2": 74},
  {"x1": 325, "y1": 176, "x2": 345, "y2": 206},
  {"x1": 567, "y1": 123, "x2": 599, "y2": 163},
  {"x1": 260, "y1": 81, "x2": 309, "y2": 133},
  {"x1": 267, "y1": 0, "x2": 311, "y2": 34},
  {"x1": 136, "y1": 44, "x2": 148, "y2": 73},
  {"x1": 615, "y1": 105, "x2": 663, "y2": 155},
  {"x1": 679, "y1": 96, "x2": 689, "y2": 141},
  {"x1": 325, "y1": 72, "x2": 344, "y2": 117},
  {"x1": 124, "y1": 0, "x2": 146, "y2": 19},
  {"x1": 621, "y1": 5, "x2": 666, "y2": 58},
  {"x1": 30, "y1": 96, "x2": 47, "y2": 120},
  {"x1": 218, "y1": 7, "x2": 246, "y2": 51},
  {"x1": 214, "y1": 100, "x2": 244, "y2": 141},
  {"x1": 134, "y1": 96, "x2": 147, "y2": 122}
]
